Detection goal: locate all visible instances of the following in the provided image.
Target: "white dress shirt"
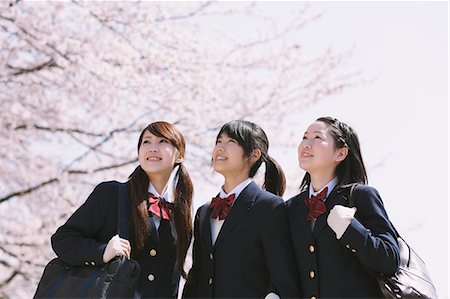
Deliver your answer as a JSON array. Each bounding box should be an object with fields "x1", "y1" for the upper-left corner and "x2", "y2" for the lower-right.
[
  {"x1": 210, "y1": 178, "x2": 252, "y2": 245},
  {"x1": 309, "y1": 176, "x2": 338, "y2": 229},
  {"x1": 147, "y1": 165, "x2": 179, "y2": 230}
]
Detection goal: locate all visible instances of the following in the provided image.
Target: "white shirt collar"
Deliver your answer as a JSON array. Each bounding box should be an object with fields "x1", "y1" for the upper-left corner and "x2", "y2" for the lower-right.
[
  {"x1": 309, "y1": 177, "x2": 338, "y2": 200},
  {"x1": 147, "y1": 165, "x2": 179, "y2": 203},
  {"x1": 218, "y1": 178, "x2": 252, "y2": 200}
]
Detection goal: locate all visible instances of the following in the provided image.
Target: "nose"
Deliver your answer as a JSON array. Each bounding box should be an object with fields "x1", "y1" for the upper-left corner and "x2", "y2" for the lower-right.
[
  {"x1": 215, "y1": 143, "x2": 225, "y2": 151},
  {"x1": 148, "y1": 144, "x2": 158, "y2": 152},
  {"x1": 300, "y1": 139, "x2": 311, "y2": 150}
]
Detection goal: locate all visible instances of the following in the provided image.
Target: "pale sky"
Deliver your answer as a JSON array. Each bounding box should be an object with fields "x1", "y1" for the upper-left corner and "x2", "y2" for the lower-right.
[{"x1": 192, "y1": 1, "x2": 449, "y2": 297}]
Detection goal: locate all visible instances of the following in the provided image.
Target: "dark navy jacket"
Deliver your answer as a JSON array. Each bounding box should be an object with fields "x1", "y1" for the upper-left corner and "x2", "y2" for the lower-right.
[
  {"x1": 286, "y1": 184, "x2": 400, "y2": 298},
  {"x1": 182, "y1": 181, "x2": 300, "y2": 298},
  {"x1": 51, "y1": 181, "x2": 180, "y2": 298}
]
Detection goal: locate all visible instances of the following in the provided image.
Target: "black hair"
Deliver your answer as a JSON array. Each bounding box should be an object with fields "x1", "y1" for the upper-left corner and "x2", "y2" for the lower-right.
[
  {"x1": 216, "y1": 120, "x2": 286, "y2": 196},
  {"x1": 300, "y1": 116, "x2": 368, "y2": 192}
]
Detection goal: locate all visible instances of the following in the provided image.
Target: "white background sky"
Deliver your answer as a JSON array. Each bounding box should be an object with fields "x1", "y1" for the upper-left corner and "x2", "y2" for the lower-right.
[{"x1": 192, "y1": 1, "x2": 448, "y2": 297}]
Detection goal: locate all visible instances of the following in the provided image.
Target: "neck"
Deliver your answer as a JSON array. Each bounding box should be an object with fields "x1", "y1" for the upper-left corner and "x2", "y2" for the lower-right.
[
  {"x1": 222, "y1": 173, "x2": 250, "y2": 194},
  {"x1": 309, "y1": 171, "x2": 336, "y2": 192},
  {"x1": 148, "y1": 172, "x2": 171, "y2": 195}
]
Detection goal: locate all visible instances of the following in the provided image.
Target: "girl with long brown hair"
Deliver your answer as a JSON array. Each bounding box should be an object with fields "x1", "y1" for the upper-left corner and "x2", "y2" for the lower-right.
[{"x1": 51, "y1": 121, "x2": 193, "y2": 298}]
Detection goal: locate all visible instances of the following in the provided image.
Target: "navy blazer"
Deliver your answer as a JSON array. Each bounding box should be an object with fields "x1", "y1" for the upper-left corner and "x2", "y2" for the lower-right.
[
  {"x1": 51, "y1": 181, "x2": 180, "y2": 298},
  {"x1": 286, "y1": 184, "x2": 400, "y2": 298},
  {"x1": 183, "y1": 181, "x2": 300, "y2": 298}
]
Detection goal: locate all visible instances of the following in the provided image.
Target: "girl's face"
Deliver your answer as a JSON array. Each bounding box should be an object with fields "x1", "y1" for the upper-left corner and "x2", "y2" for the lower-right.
[
  {"x1": 138, "y1": 130, "x2": 181, "y2": 179},
  {"x1": 298, "y1": 121, "x2": 344, "y2": 177},
  {"x1": 212, "y1": 133, "x2": 251, "y2": 178}
]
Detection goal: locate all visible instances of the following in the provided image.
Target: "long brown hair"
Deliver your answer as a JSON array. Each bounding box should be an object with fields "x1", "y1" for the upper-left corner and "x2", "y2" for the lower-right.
[{"x1": 128, "y1": 121, "x2": 193, "y2": 277}]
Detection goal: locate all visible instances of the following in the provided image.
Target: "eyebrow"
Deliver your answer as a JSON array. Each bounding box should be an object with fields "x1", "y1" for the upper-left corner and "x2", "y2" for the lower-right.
[{"x1": 304, "y1": 130, "x2": 326, "y2": 134}]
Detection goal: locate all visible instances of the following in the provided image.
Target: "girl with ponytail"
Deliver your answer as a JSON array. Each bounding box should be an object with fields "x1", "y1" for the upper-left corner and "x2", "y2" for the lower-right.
[
  {"x1": 183, "y1": 120, "x2": 299, "y2": 298},
  {"x1": 52, "y1": 121, "x2": 193, "y2": 298}
]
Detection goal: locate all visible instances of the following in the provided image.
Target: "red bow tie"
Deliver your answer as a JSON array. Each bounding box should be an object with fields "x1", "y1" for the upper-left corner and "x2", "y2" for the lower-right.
[
  {"x1": 305, "y1": 187, "x2": 328, "y2": 221},
  {"x1": 210, "y1": 194, "x2": 236, "y2": 220},
  {"x1": 148, "y1": 193, "x2": 174, "y2": 220}
]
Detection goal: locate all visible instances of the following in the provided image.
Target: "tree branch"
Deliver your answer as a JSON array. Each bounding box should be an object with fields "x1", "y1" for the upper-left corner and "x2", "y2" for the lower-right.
[
  {"x1": 7, "y1": 59, "x2": 59, "y2": 76},
  {"x1": 0, "y1": 159, "x2": 138, "y2": 204}
]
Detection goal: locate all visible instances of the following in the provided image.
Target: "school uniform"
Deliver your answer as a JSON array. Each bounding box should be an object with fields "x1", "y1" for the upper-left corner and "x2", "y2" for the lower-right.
[
  {"x1": 286, "y1": 182, "x2": 400, "y2": 299},
  {"x1": 183, "y1": 180, "x2": 300, "y2": 298},
  {"x1": 51, "y1": 180, "x2": 180, "y2": 298}
]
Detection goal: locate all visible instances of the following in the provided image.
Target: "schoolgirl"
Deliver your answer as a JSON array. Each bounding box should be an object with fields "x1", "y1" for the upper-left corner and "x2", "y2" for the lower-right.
[
  {"x1": 286, "y1": 117, "x2": 400, "y2": 298},
  {"x1": 183, "y1": 120, "x2": 300, "y2": 298},
  {"x1": 51, "y1": 121, "x2": 193, "y2": 298}
]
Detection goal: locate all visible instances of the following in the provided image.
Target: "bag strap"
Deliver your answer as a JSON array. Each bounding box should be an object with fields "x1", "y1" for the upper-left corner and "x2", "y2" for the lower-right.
[
  {"x1": 346, "y1": 183, "x2": 401, "y2": 238},
  {"x1": 346, "y1": 183, "x2": 358, "y2": 208},
  {"x1": 117, "y1": 183, "x2": 130, "y2": 239}
]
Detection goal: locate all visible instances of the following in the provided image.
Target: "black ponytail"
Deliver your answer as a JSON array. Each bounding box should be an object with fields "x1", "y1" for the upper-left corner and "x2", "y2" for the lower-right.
[{"x1": 262, "y1": 156, "x2": 286, "y2": 196}]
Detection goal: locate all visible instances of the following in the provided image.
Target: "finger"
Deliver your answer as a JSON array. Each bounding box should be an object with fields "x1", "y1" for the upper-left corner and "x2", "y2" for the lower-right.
[
  {"x1": 120, "y1": 240, "x2": 131, "y2": 255},
  {"x1": 120, "y1": 243, "x2": 131, "y2": 259},
  {"x1": 119, "y1": 238, "x2": 131, "y2": 248}
]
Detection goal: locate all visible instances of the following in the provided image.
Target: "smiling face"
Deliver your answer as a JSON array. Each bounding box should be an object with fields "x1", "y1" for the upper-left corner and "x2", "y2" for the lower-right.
[
  {"x1": 138, "y1": 130, "x2": 181, "y2": 180},
  {"x1": 212, "y1": 133, "x2": 252, "y2": 179},
  {"x1": 298, "y1": 121, "x2": 347, "y2": 179}
]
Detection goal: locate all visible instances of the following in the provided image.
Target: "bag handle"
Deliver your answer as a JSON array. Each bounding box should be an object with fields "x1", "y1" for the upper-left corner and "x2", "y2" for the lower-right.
[
  {"x1": 116, "y1": 183, "x2": 130, "y2": 239},
  {"x1": 346, "y1": 183, "x2": 358, "y2": 208}
]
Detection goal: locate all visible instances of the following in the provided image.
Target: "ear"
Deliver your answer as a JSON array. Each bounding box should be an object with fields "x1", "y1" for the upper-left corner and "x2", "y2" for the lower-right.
[
  {"x1": 336, "y1": 147, "x2": 348, "y2": 162},
  {"x1": 175, "y1": 155, "x2": 184, "y2": 164},
  {"x1": 249, "y1": 149, "x2": 262, "y2": 163}
]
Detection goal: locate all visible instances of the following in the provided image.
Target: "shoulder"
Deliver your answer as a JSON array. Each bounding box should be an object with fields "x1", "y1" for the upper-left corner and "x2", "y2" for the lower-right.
[
  {"x1": 256, "y1": 188, "x2": 284, "y2": 208},
  {"x1": 285, "y1": 190, "x2": 307, "y2": 208},
  {"x1": 352, "y1": 184, "x2": 382, "y2": 203},
  {"x1": 84, "y1": 180, "x2": 124, "y2": 205},
  {"x1": 351, "y1": 184, "x2": 388, "y2": 214}
]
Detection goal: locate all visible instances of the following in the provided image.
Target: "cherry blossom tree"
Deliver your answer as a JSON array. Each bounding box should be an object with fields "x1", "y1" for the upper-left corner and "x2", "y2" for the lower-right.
[{"x1": 0, "y1": 1, "x2": 361, "y2": 296}]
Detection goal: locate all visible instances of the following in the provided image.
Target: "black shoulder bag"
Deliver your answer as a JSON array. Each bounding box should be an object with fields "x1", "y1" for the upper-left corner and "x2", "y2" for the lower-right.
[
  {"x1": 346, "y1": 184, "x2": 438, "y2": 299},
  {"x1": 34, "y1": 183, "x2": 141, "y2": 298}
]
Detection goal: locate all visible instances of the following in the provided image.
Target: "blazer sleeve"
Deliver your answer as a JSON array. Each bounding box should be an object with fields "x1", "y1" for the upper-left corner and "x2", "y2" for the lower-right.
[
  {"x1": 51, "y1": 181, "x2": 117, "y2": 266},
  {"x1": 182, "y1": 206, "x2": 201, "y2": 298},
  {"x1": 261, "y1": 196, "x2": 301, "y2": 298},
  {"x1": 339, "y1": 185, "x2": 400, "y2": 275}
]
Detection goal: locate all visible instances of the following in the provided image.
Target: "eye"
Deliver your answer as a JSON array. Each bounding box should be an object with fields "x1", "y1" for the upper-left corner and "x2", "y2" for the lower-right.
[
  {"x1": 160, "y1": 138, "x2": 169, "y2": 143},
  {"x1": 142, "y1": 140, "x2": 149, "y2": 144},
  {"x1": 314, "y1": 135, "x2": 323, "y2": 140},
  {"x1": 215, "y1": 139, "x2": 222, "y2": 144},
  {"x1": 228, "y1": 139, "x2": 237, "y2": 144}
]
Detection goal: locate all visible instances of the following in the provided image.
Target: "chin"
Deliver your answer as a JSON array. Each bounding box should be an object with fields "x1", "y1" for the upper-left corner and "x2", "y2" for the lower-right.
[
  {"x1": 299, "y1": 163, "x2": 310, "y2": 172},
  {"x1": 212, "y1": 166, "x2": 226, "y2": 175}
]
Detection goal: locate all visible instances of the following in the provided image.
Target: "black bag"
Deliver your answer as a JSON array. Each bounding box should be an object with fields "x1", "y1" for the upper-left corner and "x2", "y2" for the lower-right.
[
  {"x1": 346, "y1": 184, "x2": 438, "y2": 299},
  {"x1": 34, "y1": 183, "x2": 141, "y2": 298}
]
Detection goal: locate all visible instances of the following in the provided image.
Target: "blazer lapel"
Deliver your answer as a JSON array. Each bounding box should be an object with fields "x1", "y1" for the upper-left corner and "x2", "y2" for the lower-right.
[
  {"x1": 290, "y1": 191, "x2": 314, "y2": 244},
  {"x1": 198, "y1": 204, "x2": 214, "y2": 249},
  {"x1": 148, "y1": 216, "x2": 159, "y2": 243},
  {"x1": 313, "y1": 188, "x2": 347, "y2": 237},
  {"x1": 213, "y1": 181, "x2": 257, "y2": 249}
]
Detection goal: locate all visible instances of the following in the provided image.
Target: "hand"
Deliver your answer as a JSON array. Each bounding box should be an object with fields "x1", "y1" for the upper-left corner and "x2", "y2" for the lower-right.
[
  {"x1": 102, "y1": 234, "x2": 131, "y2": 263},
  {"x1": 327, "y1": 205, "x2": 356, "y2": 239}
]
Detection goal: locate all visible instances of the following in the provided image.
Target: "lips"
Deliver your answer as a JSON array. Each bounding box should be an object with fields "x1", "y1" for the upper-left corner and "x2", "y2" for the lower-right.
[
  {"x1": 214, "y1": 155, "x2": 228, "y2": 162},
  {"x1": 146, "y1": 156, "x2": 161, "y2": 161},
  {"x1": 301, "y1": 151, "x2": 313, "y2": 158}
]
